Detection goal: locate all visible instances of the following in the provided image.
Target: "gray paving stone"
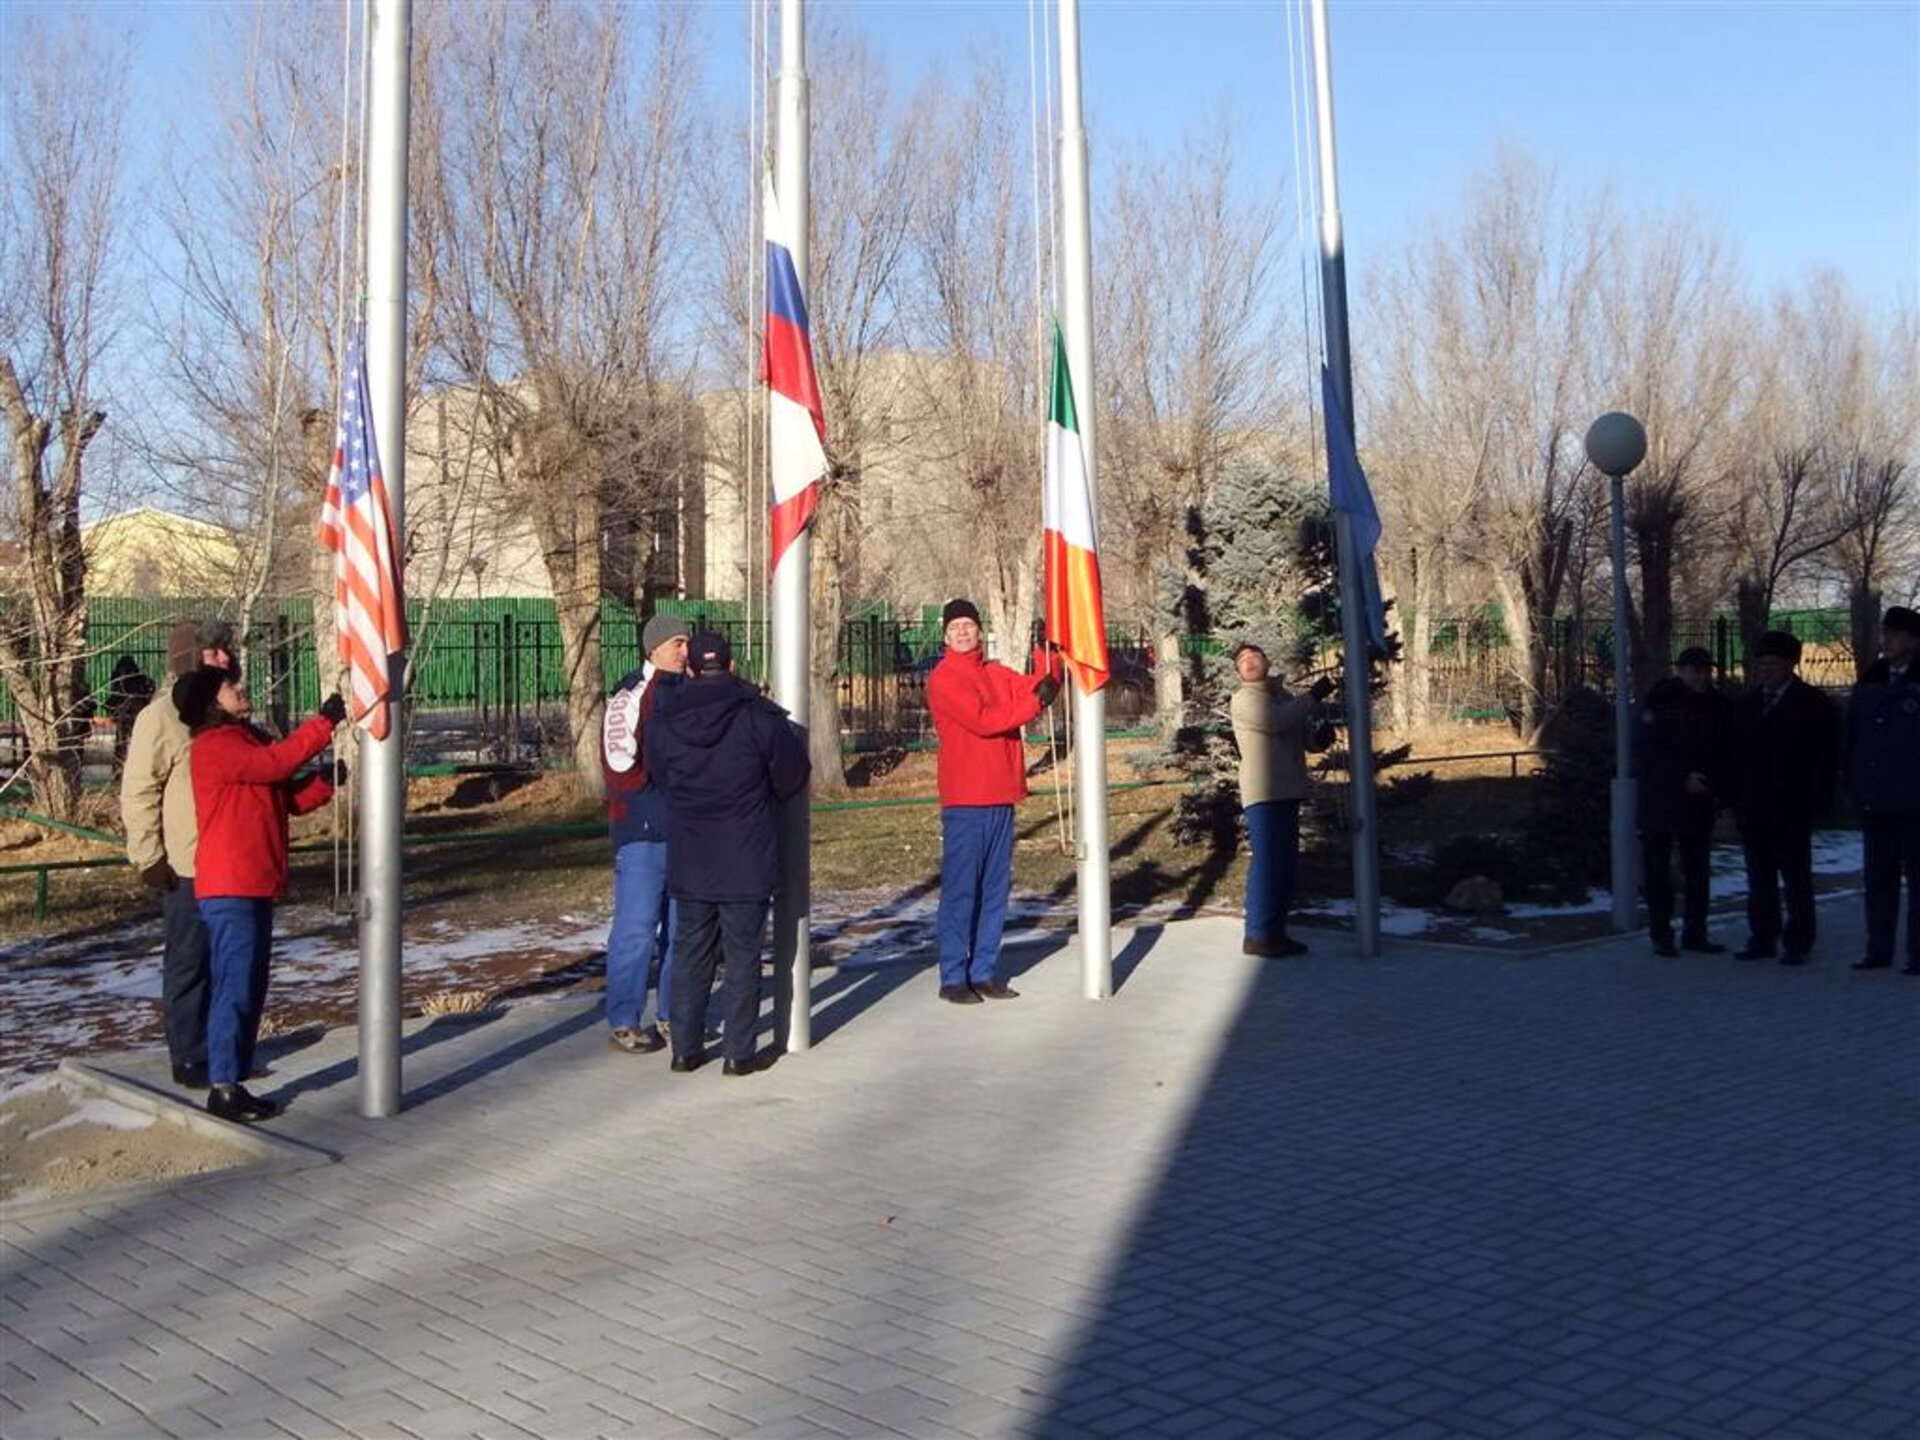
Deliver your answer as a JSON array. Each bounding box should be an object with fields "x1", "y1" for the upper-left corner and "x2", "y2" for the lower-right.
[{"x1": 9, "y1": 907, "x2": 1920, "y2": 1440}]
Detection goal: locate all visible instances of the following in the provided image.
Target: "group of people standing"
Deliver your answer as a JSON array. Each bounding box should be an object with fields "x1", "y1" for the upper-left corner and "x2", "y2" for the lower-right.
[
  {"x1": 600, "y1": 598, "x2": 1060, "y2": 1066},
  {"x1": 599, "y1": 614, "x2": 810, "y2": 1076},
  {"x1": 124, "y1": 597, "x2": 1912, "y2": 1118},
  {"x1": 121, "y1": 620, "x2": 347, "y2": 1123},
  {"x1": 1630, "y1": 609, "x2": 1918, "y2": 971}
]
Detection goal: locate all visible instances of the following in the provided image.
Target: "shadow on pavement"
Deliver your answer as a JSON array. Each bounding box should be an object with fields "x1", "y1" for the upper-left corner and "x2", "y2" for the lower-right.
[
  {"x1": 1025, "y1": 933, "x2": 1920, "y2": 1439},
  {"x1": 268, "y1": 1006, "x2": 516, "y2": 1107},
  {"x1": 399, "y1": 1005, "x2": 599, "y2": 1108}
]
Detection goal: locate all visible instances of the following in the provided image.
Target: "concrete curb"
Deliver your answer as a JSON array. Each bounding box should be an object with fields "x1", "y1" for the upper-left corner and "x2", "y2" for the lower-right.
[{"x1": 0, "y1": 1060, "x2": 335, "y2": 1221}]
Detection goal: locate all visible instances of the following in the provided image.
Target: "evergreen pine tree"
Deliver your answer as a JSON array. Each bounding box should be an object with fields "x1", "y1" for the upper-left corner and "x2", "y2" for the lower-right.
[{"x1": 1164, "y1": 459, "x2": 1429, "y2": 849}]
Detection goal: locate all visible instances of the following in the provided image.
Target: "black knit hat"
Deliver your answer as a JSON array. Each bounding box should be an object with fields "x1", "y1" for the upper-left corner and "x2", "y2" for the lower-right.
[
  {"x1": 688, "y1": 630, "x2": 732, "y2": 675},
  {"x1": 941, "y1": 598, "x2": 981, "y2": 630},
  {"x1": 171, "y1": 665, "x2": 231, "y2": 730},
  {"x1": 1674, "y1": 646, "x2": 1713, "y2": 669},
  {"x1": 1882, "y1": 605, "x2": 1920, "y2": 637},
  {"x1": 1753, "y1": 630, "x2": 1802, "y2": 663}
]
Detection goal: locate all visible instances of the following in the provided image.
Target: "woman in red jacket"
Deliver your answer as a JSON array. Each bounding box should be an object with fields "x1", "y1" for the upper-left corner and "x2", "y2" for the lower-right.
[
  {"x1": 173, "y1": 665, "x2": 344, "y2": 1122},
  {"x1": 926, "y1": 599, "x2": 1060, "y2": 1005}
]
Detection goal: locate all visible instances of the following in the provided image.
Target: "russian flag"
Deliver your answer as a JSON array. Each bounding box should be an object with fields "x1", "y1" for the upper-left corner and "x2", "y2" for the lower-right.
[{"x1": 763, "y1": 176, "x2": 828, "y2": 571}]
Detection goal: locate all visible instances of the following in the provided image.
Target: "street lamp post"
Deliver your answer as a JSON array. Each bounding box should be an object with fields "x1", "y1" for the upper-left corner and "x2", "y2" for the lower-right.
[{"x1": 1585, "y1": 411, "x2": 1649, "y2": 935}]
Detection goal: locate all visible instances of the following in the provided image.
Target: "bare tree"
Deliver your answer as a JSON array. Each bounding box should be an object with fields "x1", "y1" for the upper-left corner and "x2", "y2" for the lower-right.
[
  {"x1": 0, "y1": 19, "x2": 130, "y2": 820},
  {"x1": 428, "y1": 0, "x2": 696, "y2": 796},
  {"x1": 1716, "y1": 287, "x2": 1848, "y2": 653},
  {"x1": 902, "y1": 58, "x2": 1045, "y2": 668},
  {"x1": 788, "y1": 29, "x2": 925, "y2": 793},
  {"x1": 1096, "y1": 118, "x2": 1279, "y2": 722},
  {"x1": 1595, "y1": 211, "x2": 1744, "y2": 689},
  {"x1": 1801, "y1": 275, "x2": 1918, "y2": 671},
  {"x1": 1371, "y1": 152, "x2": 1606, "y2": 738},
  {"x1": 151, "y1": 1, "x2": 447, "y2": 703}
]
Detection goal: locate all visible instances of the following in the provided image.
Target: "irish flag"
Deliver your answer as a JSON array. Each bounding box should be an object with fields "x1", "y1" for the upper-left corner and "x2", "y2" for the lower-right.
[{"x1": 1043, "y1": 322, "x2": 1109, "y2": 693}]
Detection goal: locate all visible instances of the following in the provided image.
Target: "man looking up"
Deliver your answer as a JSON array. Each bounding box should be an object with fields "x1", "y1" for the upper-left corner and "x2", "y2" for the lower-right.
[
  {"x1": 121, "y1": 619, "x2": 237, "y2": 1088},
  {"x1": 1229, "y1": 642, "x2": 1333, "y2": 958}
]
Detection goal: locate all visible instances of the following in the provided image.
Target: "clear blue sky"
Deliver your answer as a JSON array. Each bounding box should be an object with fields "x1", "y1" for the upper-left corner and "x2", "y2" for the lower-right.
[
  {"x1": 12, "y1": 0, "x2": 1917, "y2": 308},
  {"x1": 808, "y1": 0, "x2": 1919, "y2": 307}
]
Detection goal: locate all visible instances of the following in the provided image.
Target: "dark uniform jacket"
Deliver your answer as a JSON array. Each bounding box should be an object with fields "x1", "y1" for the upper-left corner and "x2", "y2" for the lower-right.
[
  {"x1": 1635, "y1": 677, "x2": 1731, "y2": 832},
  {"x1": 1733, "y1": 679, "x2": 1838, "y2": 828},
  {"x1": 646, "y1": 673, "x2": 810, "y2": 902},
  {"x1": 1847, "y1": 659, "x2": 1919, "y2": 816}
]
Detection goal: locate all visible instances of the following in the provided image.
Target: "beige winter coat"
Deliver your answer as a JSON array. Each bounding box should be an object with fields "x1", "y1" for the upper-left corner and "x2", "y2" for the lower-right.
[
  {"x1": 121, "y1": 696, "x2": 199, "y2": 877},
  {"x1": 1230, "y1": 679, "x2": 1316, "y2": 806}
]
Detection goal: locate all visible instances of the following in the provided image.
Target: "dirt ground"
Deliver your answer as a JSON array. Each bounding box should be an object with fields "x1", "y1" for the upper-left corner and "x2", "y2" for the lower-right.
[
  {"x1": 0, "y1": 1072, "x2": 257, "y2": 1206},
  {"x1": 0, "y1": 727, "x2": 1578, "y2": 1071}
]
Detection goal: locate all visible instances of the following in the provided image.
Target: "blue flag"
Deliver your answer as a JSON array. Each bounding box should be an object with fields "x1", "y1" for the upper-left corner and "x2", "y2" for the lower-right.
[{"x1": 1321, "y1": 364, "x2": 1387, "y2": 654}]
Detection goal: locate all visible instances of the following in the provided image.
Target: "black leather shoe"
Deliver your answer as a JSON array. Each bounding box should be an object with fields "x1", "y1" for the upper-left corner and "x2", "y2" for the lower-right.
[
  {"x1": 1735, "y1": 943, "x2": 1776, "y2": 961},
  {"x1": 973, "y1": 981, "x2": 1020, "y2": 1000},
  {"x1": 1651, "y1": 935, "x2": 1679, "y2": 958},
  {"x1": 669, "y1": 1053, "x2": 706, "y2": 1073},
  {"x1": 1851, "y1": 957, "x2": 1892, "y2": 971},
  {"x1": 1681, "y1": 937, "x2": 1726, "y2": 955},
  {"x1": 1778, "y1": 951, "x2": 1810, "y2": 967},
  {"x1": 939, "y1": 984, "x2": 983, "y2": 1005},
  {"x1": 206, "y1": 1084, "x2": 281, "y2": 1123},
  {"x1": 722, "y1": 1056, "x2": 759, "y2": 1077},
  {"x1": 172, "y1": 1062, "x2": 209, "y2": 1088}
]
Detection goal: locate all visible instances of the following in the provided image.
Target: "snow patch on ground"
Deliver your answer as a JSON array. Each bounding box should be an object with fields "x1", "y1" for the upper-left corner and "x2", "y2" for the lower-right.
[{"x1": 28, "y1": 1094, "x2": 156, "y2": 1141}]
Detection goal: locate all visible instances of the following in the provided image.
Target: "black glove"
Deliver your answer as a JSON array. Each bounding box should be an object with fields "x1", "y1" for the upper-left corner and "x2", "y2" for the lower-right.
[
  {"x1": 1309, "y1": 676, "x2": 1336, "y2": 702},
  {"x1": 319, "y1": 692, "x2": 347, "y2": 725},
  {"x1": 1035, "y1": 675, "x2": 1062, "y2": 707},
  {"x1": 140, "y1": 859, "x2": 177, "y2": 892},
  {"x1": 333, "y1": 758, "x2": 350, "y2": 785}
]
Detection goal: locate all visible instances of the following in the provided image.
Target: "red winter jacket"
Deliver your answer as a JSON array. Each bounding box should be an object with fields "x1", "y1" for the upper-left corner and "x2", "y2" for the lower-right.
[
  {"x1": 189, "y1": 716, "x2": 335, "y2": 899},
  {"x1": 928, "y1": 648, "x2": 1046, "y2": 807}
]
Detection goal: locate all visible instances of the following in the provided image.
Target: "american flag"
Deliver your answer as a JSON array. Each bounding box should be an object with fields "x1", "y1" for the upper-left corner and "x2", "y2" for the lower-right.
[{"x1": 317, "y1": 327, "x2": 407, "y2": 740}]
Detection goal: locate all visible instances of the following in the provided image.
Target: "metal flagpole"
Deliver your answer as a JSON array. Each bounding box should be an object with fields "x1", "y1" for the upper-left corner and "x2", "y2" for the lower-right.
[
  {"x1": 1308, "y1": 0, "x2": 1381, "y2": 959},
  {"x1": 359, "y1": 0, "x2": 410, "y2": 1115},
  {"x1": 771, "y1": 0, "x2": 812, "y2": 1051},
  {"x1": 1057, "y1": 0, "x2": 1111, "y2": 999}
]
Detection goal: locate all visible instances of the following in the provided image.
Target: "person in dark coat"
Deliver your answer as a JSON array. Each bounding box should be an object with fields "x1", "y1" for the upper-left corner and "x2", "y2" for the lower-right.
[
  {"x1": 646, "y1": 632, "x2": 810, "y2": 1076},
  {"x1": 1636, "y1": 646, "x2": 1731, "y2": 957},
  {"x1": 1846, "y1": 605, "x2": 1920, "y2": 974},
  {"x1": 106, "y1": 654, "x2": 156, "y2": 769},
  {"x1": 1732, "y1": 630, "x2": 1838, "y2": 965}
]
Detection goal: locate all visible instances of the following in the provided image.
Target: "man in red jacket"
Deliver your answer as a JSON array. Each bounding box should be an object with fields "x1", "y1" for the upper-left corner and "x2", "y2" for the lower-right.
[
  {"x1": 926, "y1": 599, "x2": 1060, "y2": 1004},
  {"x1": 176, "y1": 665, "x2": 343, "y2": 1122}
]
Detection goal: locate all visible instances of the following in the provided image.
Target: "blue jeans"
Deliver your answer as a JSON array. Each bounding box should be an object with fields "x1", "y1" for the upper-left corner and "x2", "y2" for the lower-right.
[
  {"x1": 607, "y1": 841, "x2": 675, "y2": 1031},
  {"x1": 1244, "y1": 800, "x2": 1300, "y2": 942},
  {"x1": 198, "y1": 896, "x2": 273, "y2": 1086},
  {"x1": 938, "y1": 805, "x2": 1015, "y2": 988}
]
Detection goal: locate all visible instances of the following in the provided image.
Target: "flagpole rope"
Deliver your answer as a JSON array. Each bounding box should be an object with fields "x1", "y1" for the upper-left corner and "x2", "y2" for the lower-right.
[
  {"x1": 743, "y1": 0, "x2": 758, "y2": 666},
  {"x1": 1026, "y1": 5, "x2": 1074, "y2": 856},
  {"x1": 1287, "y1": 0, "x2": 1327, "y2": 455},
  {"x1": 1290, "y1": 0, "x2": 1320, "y2": 480},
  {"x1": 329, "y1": 0, "x2": 359, "y2": 913}
]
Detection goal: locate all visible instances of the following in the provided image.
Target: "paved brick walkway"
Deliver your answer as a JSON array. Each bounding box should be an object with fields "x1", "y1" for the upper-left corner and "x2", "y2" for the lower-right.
[{"x1": 4, "y1": 899, "x2": 1916, "y2": 1439}]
